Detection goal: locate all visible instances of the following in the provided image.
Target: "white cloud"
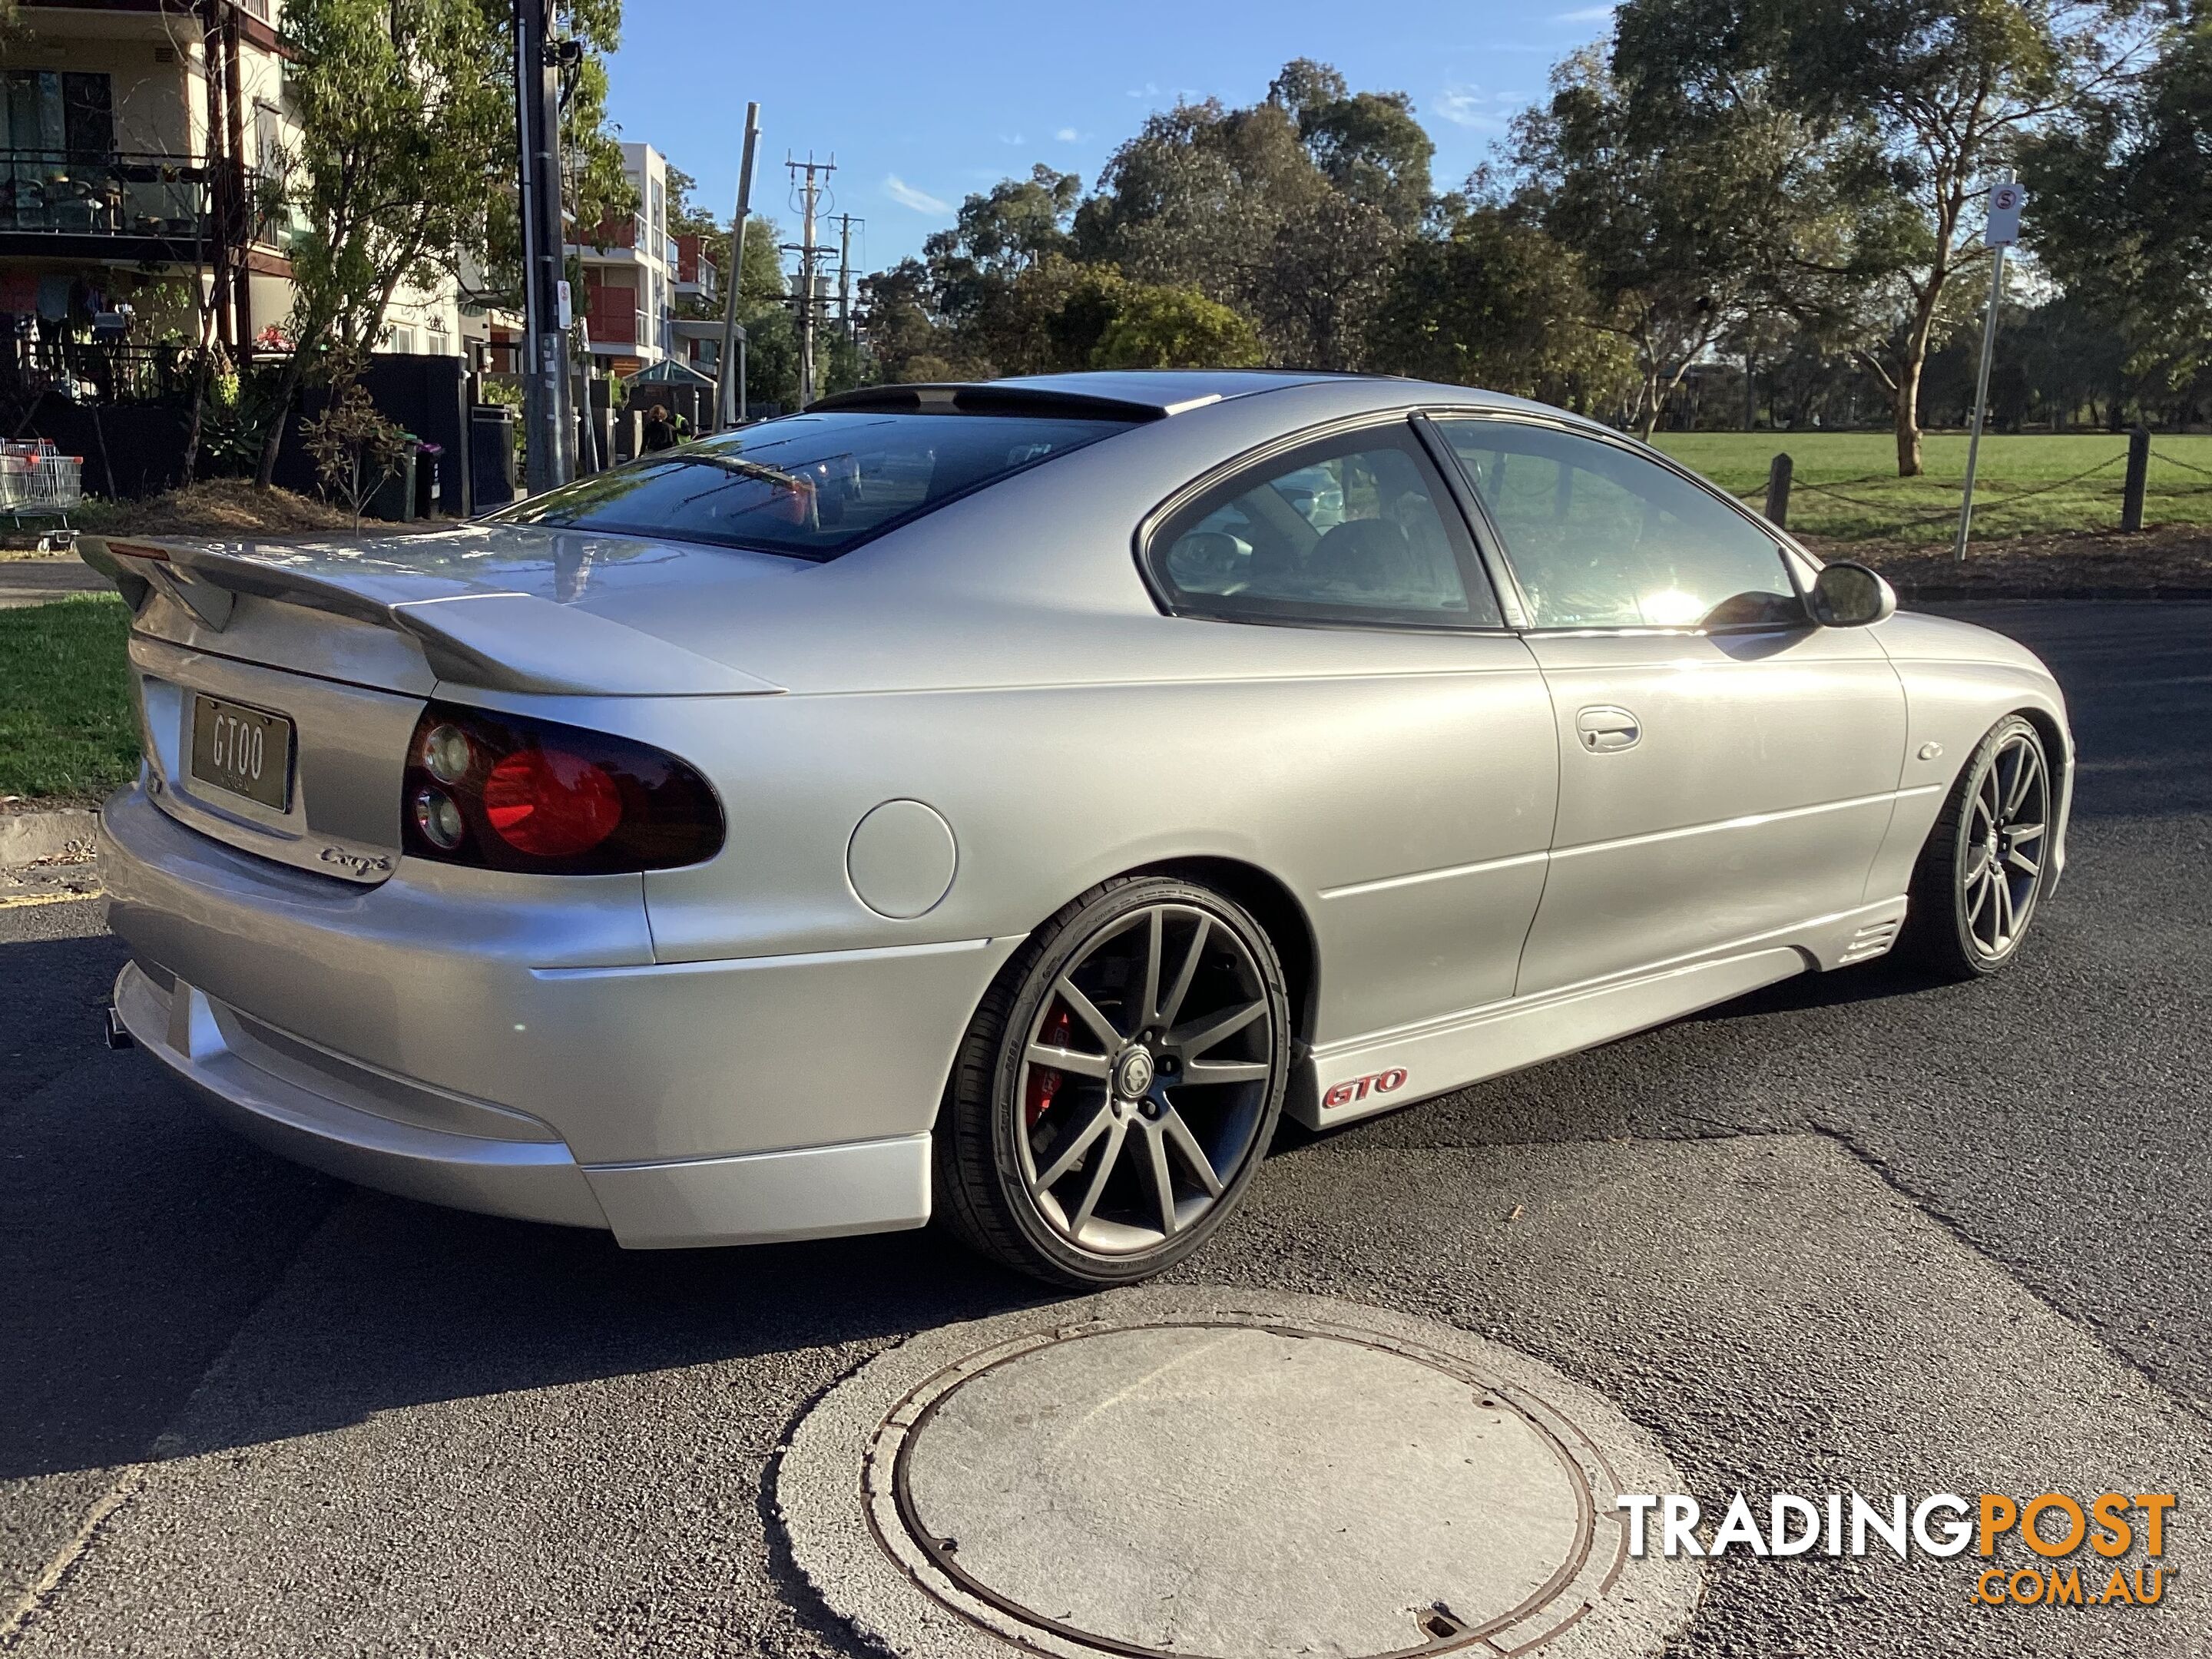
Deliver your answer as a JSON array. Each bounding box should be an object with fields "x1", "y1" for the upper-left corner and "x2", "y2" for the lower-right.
[
  {"x1": 1125, "y1": 81, "x2": 1160, "y2": 99},
  {"x1": 1055, "y1": 127, "x2": 1082, "y2": 143},
  {"x1": 1434, "y1": 84, "x2": 1517, "y2": 133},
  {"x1": 883, "y1": 174, "x2": 949, "y2": 214},
  {"x1": 998, "y1": 132, "x2": 1028, "y2": 146},
  {"x1": 1555, "y1": 3, "x2": 1616, "y2": 19}
]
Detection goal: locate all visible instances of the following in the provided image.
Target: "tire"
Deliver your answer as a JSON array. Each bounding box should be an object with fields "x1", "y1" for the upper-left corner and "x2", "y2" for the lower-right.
[
  {"x1": 1899, "y1": 714, "x2": 2053, "y2": 980},
  {"x1": 933, "y1": 876, "x2": 1291, "y2": 1288}
]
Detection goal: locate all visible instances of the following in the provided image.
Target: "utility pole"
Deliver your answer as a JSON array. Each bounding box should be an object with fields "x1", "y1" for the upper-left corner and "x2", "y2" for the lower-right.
[
  {"x1": 1955, "y1": 176, "x2": 2025, "y2": 562},
  {"x1": 833, "y1": 211, "x2": 863, "y2": 339},
  {"x1": 715, "y1": 101, "x2": 760, "y2": 431},
  {"x1": 513, "y1": 0, "x2": 573, "y2": 492},
  {"x1": 783, "y1": 154, "x2": 833, "y2": 408}
]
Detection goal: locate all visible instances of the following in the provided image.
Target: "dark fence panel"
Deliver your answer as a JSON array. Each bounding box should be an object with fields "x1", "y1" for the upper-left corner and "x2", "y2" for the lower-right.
[
  {"x1": 264, "y1": 353, "x2": 472, "y2": 512},
  {"x1": 19, "y1": 393, "x2": 190, "y2": 499}
]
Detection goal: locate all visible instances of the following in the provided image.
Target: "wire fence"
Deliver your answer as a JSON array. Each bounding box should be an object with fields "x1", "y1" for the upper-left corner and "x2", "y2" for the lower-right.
[{"x1": 1727, "y1": 441, "x2": 2212, "y2": 540}]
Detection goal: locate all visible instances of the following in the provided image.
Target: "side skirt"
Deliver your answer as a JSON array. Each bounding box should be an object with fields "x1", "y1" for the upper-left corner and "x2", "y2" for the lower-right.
[{"x1": 1290, "y1": 896, "x2": 1909, "y2": 1131}]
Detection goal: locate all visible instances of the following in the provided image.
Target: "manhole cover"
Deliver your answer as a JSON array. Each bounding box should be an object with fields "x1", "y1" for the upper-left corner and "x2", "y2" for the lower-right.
[{"x1": 777, "y1": 1289, "x2": 1698, "y2": 1659}]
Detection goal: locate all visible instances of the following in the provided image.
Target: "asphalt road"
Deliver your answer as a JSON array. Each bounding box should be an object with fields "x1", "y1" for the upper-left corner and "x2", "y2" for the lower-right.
[
  {"x1": 0, "y1": 558, "x2": 106, "y2": 611},
  {"x1": 2, "y1": 601, "x2": 2206, "y2": 1657}
]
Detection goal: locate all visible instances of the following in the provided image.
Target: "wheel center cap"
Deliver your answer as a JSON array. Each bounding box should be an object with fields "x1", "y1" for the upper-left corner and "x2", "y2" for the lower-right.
[{"x1": 1114, "y1": 1048, "x2": 1156, "y2": 1098}]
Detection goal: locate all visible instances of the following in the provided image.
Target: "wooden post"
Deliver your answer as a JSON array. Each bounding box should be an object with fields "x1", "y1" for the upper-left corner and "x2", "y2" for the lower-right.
[
  {"x1": 2121, "y1": 426, "x2": 2150, "y2": 532},
  {"x1": 1763, "y1": 452, "x2": 1793, "y2": 529}
]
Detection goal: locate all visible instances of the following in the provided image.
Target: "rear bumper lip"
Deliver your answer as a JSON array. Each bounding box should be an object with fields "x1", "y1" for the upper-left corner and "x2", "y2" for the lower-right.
[
  {"x1": 114, "y1": 960, "x2": 938, "y2": 1245},
  {"x1": 113, "y1": 959, "x2": 611, "y2": 1230}
]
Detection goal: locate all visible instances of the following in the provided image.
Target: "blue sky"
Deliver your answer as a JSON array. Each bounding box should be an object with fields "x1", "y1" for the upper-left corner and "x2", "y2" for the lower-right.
[{"x1": 603, "y1": 1, "x2": 1618, "y2": 276}]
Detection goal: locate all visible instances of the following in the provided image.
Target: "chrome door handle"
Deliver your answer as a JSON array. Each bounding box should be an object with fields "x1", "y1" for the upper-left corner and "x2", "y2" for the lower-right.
[{"x1": 1575, "y1": 706, "x2": 1641, "y2": 752}]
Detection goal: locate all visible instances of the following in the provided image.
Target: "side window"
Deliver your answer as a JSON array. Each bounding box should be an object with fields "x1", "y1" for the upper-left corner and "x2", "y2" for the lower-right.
[
  {"x1": 1147, "y1": 424, "x2": 1501, "y2": 629},
  {"x1": 1432, "y1": 418, "x2": 1803, "y2": 631}
]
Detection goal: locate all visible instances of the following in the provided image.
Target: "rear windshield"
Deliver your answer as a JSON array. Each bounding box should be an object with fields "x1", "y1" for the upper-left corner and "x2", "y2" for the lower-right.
[{"x1": 490, "y1": 410, "x2": 1135, "y2": 560}]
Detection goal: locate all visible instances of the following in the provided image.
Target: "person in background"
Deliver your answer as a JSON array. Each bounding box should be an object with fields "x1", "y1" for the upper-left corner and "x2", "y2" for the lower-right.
[{"x1": 641, "y1": 403, "x2": 676, "y2": 452}]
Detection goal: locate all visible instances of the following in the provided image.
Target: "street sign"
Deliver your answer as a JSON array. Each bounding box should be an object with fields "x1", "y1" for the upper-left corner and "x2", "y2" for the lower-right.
[
  {"x1": 1985, "y1": 182, "x2": 2026, "y2": 248},
  {"x1": 555, "y1": 279, "x2": 572, "y2": 329}
]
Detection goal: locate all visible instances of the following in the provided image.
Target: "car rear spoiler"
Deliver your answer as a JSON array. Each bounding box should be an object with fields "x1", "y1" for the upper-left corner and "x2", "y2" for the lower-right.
[
  {"x1": 807, "y1": 382, "x2": 1215, "y2": 422},
  {"x1": 78, "y1": 535, "x2": 784, "y2": 699}
]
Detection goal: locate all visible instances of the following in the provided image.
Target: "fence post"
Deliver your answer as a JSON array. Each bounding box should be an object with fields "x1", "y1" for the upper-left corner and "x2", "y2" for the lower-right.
[
  {"x1": 1763, "y1": 452, "x2": 1793, "y2": 528},
  {"x1": 2121, "y1": 426, "x2": 2150, "y2": 533}
]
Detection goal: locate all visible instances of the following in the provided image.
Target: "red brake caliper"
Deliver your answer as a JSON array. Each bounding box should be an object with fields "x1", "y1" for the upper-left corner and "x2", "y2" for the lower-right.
[{"x1": 1025, "y1": 1006, "x2": 1071, "y2": 1128}]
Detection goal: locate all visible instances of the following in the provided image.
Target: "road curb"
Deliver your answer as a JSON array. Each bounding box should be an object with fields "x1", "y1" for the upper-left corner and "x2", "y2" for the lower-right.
[
  {"x1": 0, "y1": 807, "x2": 98, "y2": 869},
  {"x1": 1891, "y1": 584, "x2": 2212, "y2": 602}
]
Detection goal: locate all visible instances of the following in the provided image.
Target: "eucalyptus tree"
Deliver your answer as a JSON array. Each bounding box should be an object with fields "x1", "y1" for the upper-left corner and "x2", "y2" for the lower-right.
[
  {"x1": 2022, "y1": 2, "x2": 2212, "y2": 419},
  {"x1": 1511, "y1": 49, "x2": 1783, "y2": 438},
  {"x1": 1614, "y1": 0, "x2": 2147, "y2": 473},
  {"x1": 1366, "y1": 194, "x2": 1635, "y2": 410}
]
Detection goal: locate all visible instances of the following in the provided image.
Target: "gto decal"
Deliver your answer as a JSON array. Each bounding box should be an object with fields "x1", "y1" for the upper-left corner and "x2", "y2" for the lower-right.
[{"x1": 1323, "y1": 1068, "x2": 1407, "y2": 1110}]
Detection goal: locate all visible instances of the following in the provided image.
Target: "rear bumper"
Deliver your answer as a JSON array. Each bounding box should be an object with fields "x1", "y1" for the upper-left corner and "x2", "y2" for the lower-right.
[
  {"x1": 100, "y1": 783, "x2": 1018, "y2": 1246},
  {"x1": 113, "y1": 958, "x2": 609, "y2": 1230},
  {"x1": 113, "y1": 959, "x2": 938, "y2": 1246}
]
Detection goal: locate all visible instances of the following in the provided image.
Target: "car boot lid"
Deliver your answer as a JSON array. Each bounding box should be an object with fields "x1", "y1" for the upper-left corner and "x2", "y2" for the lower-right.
[{"x1": 81, "y1": 524, "x2": 787, "y2": 698}]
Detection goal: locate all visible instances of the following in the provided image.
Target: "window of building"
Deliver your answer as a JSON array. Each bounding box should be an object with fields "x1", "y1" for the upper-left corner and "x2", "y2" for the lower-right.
[{"x1": 3, "y1": 71, "x2": 114, "y2": 158}]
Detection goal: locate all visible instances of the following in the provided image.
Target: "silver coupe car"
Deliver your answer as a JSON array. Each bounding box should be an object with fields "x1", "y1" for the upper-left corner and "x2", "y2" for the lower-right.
[{"x1": 87, "y1": 371, "x2": 2071, "y2": 1286}]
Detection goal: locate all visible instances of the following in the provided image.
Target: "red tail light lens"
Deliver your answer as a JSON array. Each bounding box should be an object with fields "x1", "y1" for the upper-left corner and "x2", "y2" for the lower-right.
[
  {"x1": 401, "y1": 703, "x2": 724, "y2": 874},
  {"x1": 482, "y1": 748, "x2": 623, "y2": 857}
]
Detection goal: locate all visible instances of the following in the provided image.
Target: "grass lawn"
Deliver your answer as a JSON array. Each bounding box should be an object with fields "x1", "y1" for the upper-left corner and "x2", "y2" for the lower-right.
[
  {"x1": 1651, "y1": 432, "x2": 2212, "y2": 544},
  {"x1": 0, "y1": 594, "x2": 138, "y2": 805}
]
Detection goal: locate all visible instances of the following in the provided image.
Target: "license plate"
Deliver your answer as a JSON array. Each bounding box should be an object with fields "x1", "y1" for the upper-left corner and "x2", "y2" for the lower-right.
[{"x1": 189, "y1": 694, "x2": 293, "y2": 811}]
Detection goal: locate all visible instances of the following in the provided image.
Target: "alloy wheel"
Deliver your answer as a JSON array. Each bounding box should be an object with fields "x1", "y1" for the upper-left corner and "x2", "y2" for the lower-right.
[
  {"x1": 1962, "y1": 728, "x2": 2049, "y2": 959},
  {"x1": 1012, "y1": 902, "x2": 1276, "y2": 1256}
]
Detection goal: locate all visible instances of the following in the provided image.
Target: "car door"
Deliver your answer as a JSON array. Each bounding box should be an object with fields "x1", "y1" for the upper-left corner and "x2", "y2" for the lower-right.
[
  {"x1": 1427, "y1": 414, "x2": 1908, "y2": 996},
  {"x1": 1143, "y1": 417, "x2": 1558, "y2": 1044}
]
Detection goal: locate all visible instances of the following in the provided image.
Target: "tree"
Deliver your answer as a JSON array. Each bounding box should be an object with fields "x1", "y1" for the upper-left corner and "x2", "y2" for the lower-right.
[
  {"x1": 1616, "y1": 0, "x2": 2144, "y2": 473},
  {"x1": 1267, "y1": 58, "x2": 1436, "y2": 230},
  {"x1": 919, "y1": 166, "x2": 1084, "y2": 365},
  {"x1": 256, "y1": 0, "x2": 509, "y2": 485},
  {"x1": 1075, "y1": 94, "x2": 1331, "y2": 307},
  {"x1": 1367, "y1": 198, "x2": 1634, "y2": 407},
  {"x1": 2022, "y1": 4, "x2": 2212, "y2": 418},
  {"x1": 665, "y1": 168, "x2": 786, "y2": 320},
  {"x1": 1512, "y1": 50, "x2": 1781, "y2": 437},
  {"x1": 1250, "y1": 192, "x2": 1400, "y2": 369},
  {"x1": 301, "y1": 373, "x2": 407, "y2": 528},
  {"x1": 1074, "y1": 65, "x2": 1426, "y2": 368},
  {"x1": 1090, "y1": 280, "x2": 1263, "y2": 369}
]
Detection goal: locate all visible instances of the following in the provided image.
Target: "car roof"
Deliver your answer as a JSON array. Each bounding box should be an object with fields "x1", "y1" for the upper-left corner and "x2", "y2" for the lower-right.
[
  {"x1": 807, "y1": 370, "x2": 1598, "y2": 436},
  {"x1": 808, "y1": 369, "x2": 1401, "y2": 423}
]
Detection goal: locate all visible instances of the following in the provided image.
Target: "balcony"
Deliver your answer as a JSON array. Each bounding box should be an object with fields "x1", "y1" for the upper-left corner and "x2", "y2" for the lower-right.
[
  {"x1": 583, "y1": 297, "x2": 646, "y2": 348},
  {"x1": 0, "y1": 151, "x2": 210, "y2": 258}
]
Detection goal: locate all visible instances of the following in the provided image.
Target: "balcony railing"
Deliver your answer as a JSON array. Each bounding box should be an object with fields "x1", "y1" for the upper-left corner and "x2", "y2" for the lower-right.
[
  {"x1": 584, "y1": 303, "x2": 647, "y2": 346},
  {"x1": 1, "y1": 151, "x2": 211, "y2": 241}
]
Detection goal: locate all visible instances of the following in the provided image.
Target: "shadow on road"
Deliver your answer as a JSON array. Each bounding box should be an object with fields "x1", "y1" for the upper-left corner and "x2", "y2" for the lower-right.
[{"x1": 1, "y1": 937, "x2": 1045, "y2": 1486}]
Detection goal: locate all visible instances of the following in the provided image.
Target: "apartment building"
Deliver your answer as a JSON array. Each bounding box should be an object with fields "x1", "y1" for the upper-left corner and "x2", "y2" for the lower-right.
[
  {"x1": 572, "y1": 141, "x2": 680, "y2": 375},
  {"x1": 2, "y1": 1, "x2": 470, "y2": 380}
]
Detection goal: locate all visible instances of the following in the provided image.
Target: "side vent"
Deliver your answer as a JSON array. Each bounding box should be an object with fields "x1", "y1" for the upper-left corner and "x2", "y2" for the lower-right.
[
  {"x1": 154, "y1": 44, "x2": 177, "y2": 63},
  {"x1": 1839, "y1": 918, "x2": 1903, "y2": 964}
]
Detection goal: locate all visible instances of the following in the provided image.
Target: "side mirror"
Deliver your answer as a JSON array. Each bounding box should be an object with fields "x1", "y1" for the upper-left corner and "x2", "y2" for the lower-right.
[{"x1": 1808, "y1": 561, "x2": 1896, "y2": 628}]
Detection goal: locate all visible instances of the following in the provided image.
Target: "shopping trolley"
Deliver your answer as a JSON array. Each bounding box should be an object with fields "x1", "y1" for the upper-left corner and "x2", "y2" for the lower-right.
[{"x1": 0, "y1": 440, "x2": 84, "y2": 551}]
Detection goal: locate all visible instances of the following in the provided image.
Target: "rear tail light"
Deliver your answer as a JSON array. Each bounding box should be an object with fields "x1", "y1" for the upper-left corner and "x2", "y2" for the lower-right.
[{"x1": 401, "y1": 702, "x2": 724, "y2": 874}]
